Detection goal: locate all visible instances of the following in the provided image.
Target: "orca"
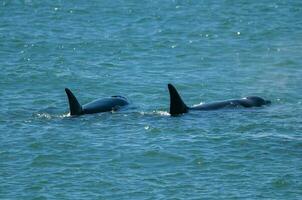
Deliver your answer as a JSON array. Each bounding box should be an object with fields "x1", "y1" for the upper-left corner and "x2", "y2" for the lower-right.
[
  {"x1": 65, "y1": 88, "x2": 129, "y2": 116},
  {"x1": 168, "y1": 84, "x2": 271, "y2": 116}
]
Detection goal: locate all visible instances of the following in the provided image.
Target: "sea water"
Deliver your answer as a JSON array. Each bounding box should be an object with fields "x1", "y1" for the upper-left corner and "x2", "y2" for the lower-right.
[{"x1": 1, "y1": 0, "x2": 302, "y2": 199}]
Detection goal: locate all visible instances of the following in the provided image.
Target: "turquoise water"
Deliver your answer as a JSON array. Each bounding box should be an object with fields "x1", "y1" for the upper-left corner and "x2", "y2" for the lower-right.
[{"x1": 1, "y1": 0, "x2": 302, "y2": 199}]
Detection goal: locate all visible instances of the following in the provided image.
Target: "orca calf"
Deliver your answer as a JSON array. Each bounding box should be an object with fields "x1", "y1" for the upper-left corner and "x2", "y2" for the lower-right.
[
  {"x1": 168, "y1": 84, "x2": 271, "y2": 116},
  {"x1": 65, "y1": 88, "x2": 129, "y2": 116}
]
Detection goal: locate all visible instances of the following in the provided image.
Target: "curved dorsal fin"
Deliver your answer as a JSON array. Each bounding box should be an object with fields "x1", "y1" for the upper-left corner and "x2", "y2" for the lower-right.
[
  {"x1": 65, "y1": 88, "x2": 83, "y2": 115},
  {"x1": 168, "y1": 84, "x2": 188, "y2": 116}
]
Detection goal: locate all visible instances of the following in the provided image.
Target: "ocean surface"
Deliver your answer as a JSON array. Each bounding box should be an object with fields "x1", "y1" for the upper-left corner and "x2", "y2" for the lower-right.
[{"x1": 1, "y1": 0, "x2": 302, "y2": 199}]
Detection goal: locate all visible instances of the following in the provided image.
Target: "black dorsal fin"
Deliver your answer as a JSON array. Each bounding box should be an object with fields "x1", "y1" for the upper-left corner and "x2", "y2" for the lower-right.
[
  {"x1": 168, "y1": 84, "x2": 189, "y2": 116},
  {"x1": 65, "y1": 88, "x2": 83, "y2": 115}
]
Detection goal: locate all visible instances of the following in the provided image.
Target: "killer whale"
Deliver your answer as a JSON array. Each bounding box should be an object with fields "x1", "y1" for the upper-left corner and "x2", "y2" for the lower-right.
[
  {"x1": 65, "y1": 88, "x2": 129, "y2": 116},
  {"x1": 168, "y1": 84, "x2": 271, "y2": 116}
]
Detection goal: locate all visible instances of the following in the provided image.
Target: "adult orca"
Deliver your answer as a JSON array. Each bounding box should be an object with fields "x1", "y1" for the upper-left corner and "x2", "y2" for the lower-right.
[
  {"x1": 65, "y1": 88, "x2": 129, "y2": 116},
  {"x1": 168, "y1": 84, "x2": 271, "y2": 116}
]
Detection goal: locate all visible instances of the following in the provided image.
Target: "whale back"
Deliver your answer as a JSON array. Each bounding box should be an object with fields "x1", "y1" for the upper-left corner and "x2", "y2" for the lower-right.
[
  {"x1": 82, "y1": 96, "x2": 129, "y2": 114},
  {"x1": 65, "y1": 88, "x2": 83, "y2": 115},
  {"x1": 168, "y1": 84, "x2": 188, "y2": 116},
  {"x1": 245, "y1": 96, "x2": 271, "y2": 106}
]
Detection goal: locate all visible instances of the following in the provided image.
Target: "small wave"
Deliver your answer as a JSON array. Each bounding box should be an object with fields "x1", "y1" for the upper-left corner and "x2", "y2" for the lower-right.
[
  {"x1": 143, "y1": 149, "x2": 186, "y2": 162},
  {"x1": 58, "y1": 113, "x2": 70, "y2": 118},
  {"x1": 33, "y1": 112, "x2": 70, "y2": 120},
  {"x1": 35, "y1": 113, "x2": 52, "y2": 119},
  {"x1": 153, "y1": 110, "x2": 170, "y2": 116},
  {"x1": 138, "y1": 110, "x2": 170, "y2": 116},
  {"x1": 31, "y1": 154, "x2": 62, "y2": 167},
  {"x1": 252, "y1": 133, "x2": 299, "y2": 140}
]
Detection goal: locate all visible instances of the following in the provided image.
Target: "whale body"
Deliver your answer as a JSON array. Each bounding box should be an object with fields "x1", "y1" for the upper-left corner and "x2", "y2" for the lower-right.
[
  {"x1": 168, "y1": 84, "x2": 271, "y2": 116},
  {"x1": 65, "y1": 88, "x2": 129, "y2": 116}
]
